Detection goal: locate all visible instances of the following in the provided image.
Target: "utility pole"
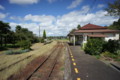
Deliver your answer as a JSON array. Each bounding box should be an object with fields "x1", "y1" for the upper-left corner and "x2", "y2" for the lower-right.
[{"x1": 39, "y1": 26, "x2": 40, "y2": 38}]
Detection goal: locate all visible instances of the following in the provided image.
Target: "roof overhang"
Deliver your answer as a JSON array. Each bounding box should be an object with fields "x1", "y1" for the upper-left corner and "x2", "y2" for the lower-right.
[
  {"x1": 87, "y1": 34, "x2": 107, "y2": 37},
  {"x1": 75, "y1": 29, "x2": 120, "y2": 33}
]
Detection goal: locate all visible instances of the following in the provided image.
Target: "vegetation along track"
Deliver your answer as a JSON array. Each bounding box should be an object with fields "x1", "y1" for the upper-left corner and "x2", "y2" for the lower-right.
[
  {"x1": 0, "y1": 55, "x2": 32, "y2": 72},
  {"x1": 8, "y1": 42, "x2": 64, "y2": 80}
]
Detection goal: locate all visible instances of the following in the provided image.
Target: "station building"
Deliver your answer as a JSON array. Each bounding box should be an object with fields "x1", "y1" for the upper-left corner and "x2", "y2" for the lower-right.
[{"x1": 68, "y1": 23, "x2": 120, "y2": 46}]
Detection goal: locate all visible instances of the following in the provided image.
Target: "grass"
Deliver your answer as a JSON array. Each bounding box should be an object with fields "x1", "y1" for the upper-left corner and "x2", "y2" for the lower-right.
[
  {"x1": 93, "y1": 55, "x2": 100, "y2": 59},
  {"x1": 93, "y1": 51, "x2": 120, "y2": 65},
  {"x1": 0, "y1": 41, "x2": 57, "y2": 80},
  {"x1": 60, "y1": 67, "x2": 64, "y2": 71},
  {"x1": 54, "y1": 39, "x2": 69, "y2": 42},
  {"x1": 115, "y1": 58, "x2": 120, "y2": 61}
]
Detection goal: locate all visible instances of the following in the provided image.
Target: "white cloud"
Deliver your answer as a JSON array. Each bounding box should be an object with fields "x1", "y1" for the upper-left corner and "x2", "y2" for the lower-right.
[
  {"x1": 48, "y1": 0, "x2": 56, "y2": 3},
  {"x1": 10, "y1": 22, "x2": 39, "y2": 34},
  {"x1": 97, "y1": 4, "x2": 104, "y2": 8},
  {"x1": 0, "y1": 13, "x2": 7, "y2": 19},
  {"x1": 9, "y1": 6, "x2": 118, "y2": 36},
  {"x1": 0, "y1": 5, "x2": 5, "y2": 10},
  {"x1": 24, "y1": 14, "x2": 56, "y2": 23},
  {"x1": 67, "y1": 0, "x2": 82, "y2": 9},
  {"x1": 10, "y1": 16, "x2": 23, "y2": 21},
  {"x1": 9, "y1": 0, "x2": 39, "y2": 5},
  {"x1": 81, "y1": 5, "x2": 90, "y2": 13}
]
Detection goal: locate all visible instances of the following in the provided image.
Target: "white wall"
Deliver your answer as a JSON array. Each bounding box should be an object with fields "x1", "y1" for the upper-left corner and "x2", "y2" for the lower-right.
[
  {"x1": 82, "y1": 33, "x2": 120, "y2": 45},
  {"x1": 69, "y1": 32, "x2": 120, "y2": 45},
  {"x1": 105, "y1": 33, "x2": 120, "y2": 41}
]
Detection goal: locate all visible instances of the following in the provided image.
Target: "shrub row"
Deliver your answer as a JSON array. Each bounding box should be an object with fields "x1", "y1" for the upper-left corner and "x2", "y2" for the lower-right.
[
  {"x1": 84, "y1": 39, "x2": 105, "y2": 55},
  {"x1": 84, "y1": 39, "x2": 120, "y2": 55},
  {"x1": 4, "y1": 49, "x2": 30, "y2": 55},
  {"x1": 17, "y1": 40, "x2": 31, "y2": 50}
]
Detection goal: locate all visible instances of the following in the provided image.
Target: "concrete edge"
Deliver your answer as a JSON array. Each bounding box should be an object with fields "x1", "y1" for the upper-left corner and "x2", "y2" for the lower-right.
[
  {"x1": 64, "y1": 46, "x2": 72, "y2": 80},
  {"x1": 110, "y1": 63, "x2": 120, "y2": 72}
]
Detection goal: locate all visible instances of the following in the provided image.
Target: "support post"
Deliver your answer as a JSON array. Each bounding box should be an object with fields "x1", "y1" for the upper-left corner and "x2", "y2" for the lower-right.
[{"x1": 73, "y1": 35, "x2": 75, "y2": 46}]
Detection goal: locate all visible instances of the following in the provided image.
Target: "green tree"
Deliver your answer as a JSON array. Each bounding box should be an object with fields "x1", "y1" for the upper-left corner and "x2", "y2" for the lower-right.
[
  {"x1": 0, "y1": 21, "x2": 10, "y2": 47},
  {"x1": 15, "y1": 25, "x2": 39, "y2": 45},
  {"x1": 43, "y1": 30, "x2": 46, "y2": 39},
  {"x1": 15, "y1": 25, "x2": 21, "y2": 32},
  {"x1": 105, "y1": 0, "x2": 120, "y2": 17},
  {"x1": 77, "y1": 24, "x2": 81, "y2": 30},
  {"x1": 109, "y1": 18, "x2": 120, "y2": 30},
  {"x1": 70, "y1": 28, "x2": 76, "y2": 33}
]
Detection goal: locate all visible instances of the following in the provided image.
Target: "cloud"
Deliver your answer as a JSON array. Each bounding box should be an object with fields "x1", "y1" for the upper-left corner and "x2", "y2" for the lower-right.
[
  {"x1": 48, "y1": 0, "x2": 56, "y2": 3},
  {"x1": 67, "y1": 0, "x2": 82, "y2": 9},
  {"x1": 81, "y1": 5, "x2": 90, "y2": 13},
  {"x1": 0, "y1": 13, "x2": 7, "y2": 19},
  {"x1": 0, "y1": 5, "x2": 5, "y2": 10},
  {"x1": 10, "y1": 16, "x2": 23, "y2": 21},
  {"x1": 9, "y1": 0, "x2": 39, "y2": 5},
  {"x1": 97, "y1": 4, "x2": 104, "y2": 8},
  {"x1": 24, "y1": 14, "x2": 56, "y2": 23},
  {"x1": 9, "y1": 6, "x2": 118, "y2": 36},
  {"x1": 10, "y1": 22, "x2": 39, "y2": 33}
]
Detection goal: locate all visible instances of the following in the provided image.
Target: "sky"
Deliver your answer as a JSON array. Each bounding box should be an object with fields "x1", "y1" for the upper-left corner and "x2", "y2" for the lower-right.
[{"x1": 0, "y1": 0, "x2": 119, "y2": 36}]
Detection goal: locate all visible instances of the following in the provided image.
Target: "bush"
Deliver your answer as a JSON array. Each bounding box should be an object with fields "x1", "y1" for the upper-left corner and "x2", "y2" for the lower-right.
[
  {"x1": 101, "y1": 51, "x2": 117, "y2": 59},
  {"x1": 103, "y1": 40, "x2": 120, "y2": 55},
  {"x1": 17, "y1": 40, "x2": 31, "y2": 49},
  {"x1": 6, "y1": 44, "x2": 20, "y2": 48},
  {"x1": 4, "y1": 49, "x2": 30, "y2": 55},
  {"x1": 84, "y1": 38, "x2": 105, "y2": 55},
  {"x1": 5, "y1": 50, "x2": 14, "y2": 55},
  {"x1": 41, "y1": 38, "x2": 44, "y2": 43},
  {"x1": 116, "y1": 50, "x2": 120, "y2": 56}
]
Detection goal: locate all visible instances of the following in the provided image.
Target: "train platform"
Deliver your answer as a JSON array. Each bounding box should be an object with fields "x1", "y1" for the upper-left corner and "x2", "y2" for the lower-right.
[{"x1": 69, "y1": 45, "x2": 120, "y2": 80}]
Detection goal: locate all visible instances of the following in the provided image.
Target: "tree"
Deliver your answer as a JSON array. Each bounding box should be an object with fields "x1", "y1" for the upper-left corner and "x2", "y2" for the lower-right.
[
  {"x1": 15, "y1": 26, "x2": 39, "y2": 43},
  {"x1": 0, "y1": 21, "x2": 10, "y2": 47},
  {"x1": 70, "y1": 28, "x2": 76, "y2": 33},
  {"x1": 43, "y1": 30, "x2": 46, "y2": 39},
  {"x1": 109, "y1": 18, "x2": 120, "y2": 30},
  {"x1": 105, "y1": 0, "x2": 120, "y2": 17},
  {"x1": 77, "y1": 24, "x2": 81, "y2": 30},
  {"x1": 15, "y1": 25, "x2": 21, "y2": 32}
]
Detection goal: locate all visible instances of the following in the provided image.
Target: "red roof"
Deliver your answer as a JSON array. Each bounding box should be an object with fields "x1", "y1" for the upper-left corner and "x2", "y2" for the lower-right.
[
  {"x1": 75, "y1": 29, "x2": 120, "y2": 33},
  {"x1": 80, "y1": 23, "x2": 108, "y2": 30}
]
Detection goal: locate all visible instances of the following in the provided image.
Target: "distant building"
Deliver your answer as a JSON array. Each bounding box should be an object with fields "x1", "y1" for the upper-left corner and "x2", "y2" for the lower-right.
[{"x1": 68, "y1": 23, "x2": 120, "y2": 46}]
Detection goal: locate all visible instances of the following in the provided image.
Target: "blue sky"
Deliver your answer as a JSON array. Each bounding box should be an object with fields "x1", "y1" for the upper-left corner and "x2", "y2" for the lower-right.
[{"x1": 0, "y1": 0, "x2": 118, "y2": 36}]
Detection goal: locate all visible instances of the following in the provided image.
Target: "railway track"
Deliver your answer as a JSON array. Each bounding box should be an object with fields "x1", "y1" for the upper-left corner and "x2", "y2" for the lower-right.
[
  {"x1": 27, "y1": 42, "x2": 63, "y2": 80},
  {"x1": 8, "y1": 42, "x2": 64, "y2": 80}
]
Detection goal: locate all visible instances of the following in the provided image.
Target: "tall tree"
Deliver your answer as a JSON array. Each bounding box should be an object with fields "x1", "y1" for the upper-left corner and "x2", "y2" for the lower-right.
[
  {"x1": 109, "y1": 18, "x2": 120, "y2": 30},
  {"x1": 0, "y1": 21, "x2": 10, "y2": 47},
  {"x1": 43, "y1": 30, "x2": 46, "y2": 39},
  {"x1": 15, "y1": 25, "x2": 21, "y2": 33},
  {"x1": 77, "y1": 24, "x2": 81, "y2": 30},
  {"x1": 105, "y1": 0, "x2": 120, "y2": 17}
]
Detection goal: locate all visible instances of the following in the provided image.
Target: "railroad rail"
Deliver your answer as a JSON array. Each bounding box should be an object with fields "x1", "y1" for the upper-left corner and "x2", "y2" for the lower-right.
[{"x1": 27, "y1": 42, "x2": 63, "y2": 80}]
